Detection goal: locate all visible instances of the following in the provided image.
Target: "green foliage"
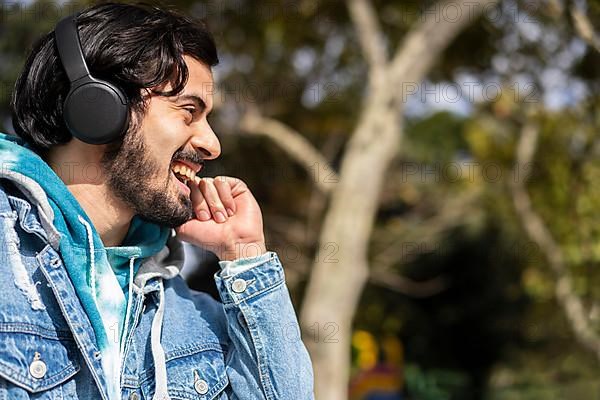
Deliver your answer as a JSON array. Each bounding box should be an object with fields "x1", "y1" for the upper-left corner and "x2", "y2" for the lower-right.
[
  {"x1": 405, "y1": 364, "x2": 470, "y2": 400},
  {"x1": 3, "y1": 1, "x2": 600, "y2": 399},
  {"x1": 404, "y1": 112, "x2": 468, "y2": 164}
]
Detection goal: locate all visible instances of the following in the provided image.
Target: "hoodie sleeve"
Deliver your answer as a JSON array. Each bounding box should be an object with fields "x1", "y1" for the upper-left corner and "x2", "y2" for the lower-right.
[{"x1": 213, "y1": 251, "x2": 315, "y2": 399}]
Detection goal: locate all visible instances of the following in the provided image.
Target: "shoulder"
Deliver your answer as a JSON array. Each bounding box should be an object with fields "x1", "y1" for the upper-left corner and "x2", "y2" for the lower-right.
[
  {"x1": 0, "y1": 178, "x2": 72, "y2": 336},
  {"x1": 0, "y1": 179, "x2": 21, "y2": 213},
  {"x1": 0, "y1": 178, "x2": 42, "y2": 222}
]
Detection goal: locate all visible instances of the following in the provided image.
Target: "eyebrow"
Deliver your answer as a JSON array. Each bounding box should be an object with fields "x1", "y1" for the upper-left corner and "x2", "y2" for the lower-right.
[{"x1": 173, "y1": 94, "x2": 208, "y2": 112}]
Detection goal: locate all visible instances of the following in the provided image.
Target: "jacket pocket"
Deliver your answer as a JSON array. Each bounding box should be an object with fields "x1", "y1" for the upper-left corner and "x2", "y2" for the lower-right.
[
  {"x1": 140, "y1": 343, "x2": 229, "y2": 400},
  {"x1": 0, "y1": 327, "x2": 81, "y2": 398}
]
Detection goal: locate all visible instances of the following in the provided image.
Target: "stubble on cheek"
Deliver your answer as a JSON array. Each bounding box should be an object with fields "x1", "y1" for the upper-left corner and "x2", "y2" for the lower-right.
[{"x1": 100, "y1": 123, "x2": 194, "y2": 227}]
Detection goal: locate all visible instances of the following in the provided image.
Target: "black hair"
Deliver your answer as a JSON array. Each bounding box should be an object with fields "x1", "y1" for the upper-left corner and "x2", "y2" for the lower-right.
[{"x1": 10, "y1": 1, "x2": 219, "y2": 155}]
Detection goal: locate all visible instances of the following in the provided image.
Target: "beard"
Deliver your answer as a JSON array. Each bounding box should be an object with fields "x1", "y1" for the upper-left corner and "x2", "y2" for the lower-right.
[{"x1": 100, "y1": 125, "x2": 194, "y2": 228}]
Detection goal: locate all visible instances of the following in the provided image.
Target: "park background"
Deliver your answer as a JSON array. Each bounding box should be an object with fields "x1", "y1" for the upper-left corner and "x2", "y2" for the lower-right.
[{"x1": 2, "y1": 0, "x2": 600, "y2": 399}]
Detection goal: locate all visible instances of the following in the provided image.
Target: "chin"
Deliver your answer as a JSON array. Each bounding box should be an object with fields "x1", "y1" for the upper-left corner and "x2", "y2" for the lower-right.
[
  {"x1": 139, "y1": 209, "x2": 192, "y2": 228},
  {"x1": 133, "y1": 187, "x2": 194, "y2": 228}
]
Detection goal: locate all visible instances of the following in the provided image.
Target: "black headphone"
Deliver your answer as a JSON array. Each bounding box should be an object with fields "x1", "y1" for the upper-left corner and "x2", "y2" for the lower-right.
[{"x1": 54, "y1": 15, "x2": 130, "y2": 145}]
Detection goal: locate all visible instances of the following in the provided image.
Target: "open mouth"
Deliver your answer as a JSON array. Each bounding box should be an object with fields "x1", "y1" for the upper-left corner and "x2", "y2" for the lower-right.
[{"x1": 171, "y1": 161, "x2": 201, "y2": 186}]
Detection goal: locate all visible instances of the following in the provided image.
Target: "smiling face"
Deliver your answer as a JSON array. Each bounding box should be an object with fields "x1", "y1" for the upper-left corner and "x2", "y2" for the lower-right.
[{"x1": 100, "y1": 55, "x2": 221, "y2": 228}]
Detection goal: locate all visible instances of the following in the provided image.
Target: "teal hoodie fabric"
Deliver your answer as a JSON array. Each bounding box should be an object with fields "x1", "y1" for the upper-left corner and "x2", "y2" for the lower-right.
[{"x1": 0, "y1": 132, "x2": 170, "y2": 399}]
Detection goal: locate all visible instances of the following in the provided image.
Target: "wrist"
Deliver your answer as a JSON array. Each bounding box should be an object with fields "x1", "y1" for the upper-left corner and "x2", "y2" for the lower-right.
[{"x1": 219, "y1": 241, "x2": 267, "y2": 261}]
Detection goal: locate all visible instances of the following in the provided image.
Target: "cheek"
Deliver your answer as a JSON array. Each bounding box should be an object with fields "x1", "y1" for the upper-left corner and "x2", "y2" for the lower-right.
[
  {"x1": 142, "y1": 101, "x2": 187, "y2": 145},
  {"x1": 142, "y1": 117, "x2": 186, "y2": 161}
]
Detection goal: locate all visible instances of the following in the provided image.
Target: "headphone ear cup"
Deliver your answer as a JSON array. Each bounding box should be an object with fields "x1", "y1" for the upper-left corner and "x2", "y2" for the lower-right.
[{"x1": 63, "y1": 80, "x2": 129, "y2": 145}]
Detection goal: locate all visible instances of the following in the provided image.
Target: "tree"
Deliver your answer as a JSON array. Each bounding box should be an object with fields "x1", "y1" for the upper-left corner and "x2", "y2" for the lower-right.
[{"x1": 239, "y1": 1, "x2": 499, "y2": 398}]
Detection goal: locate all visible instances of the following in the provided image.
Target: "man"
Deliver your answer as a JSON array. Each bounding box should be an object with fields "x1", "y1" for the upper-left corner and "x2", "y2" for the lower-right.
[{"x1": 0, "y1": 2, "x2": 314, "y2": 399}]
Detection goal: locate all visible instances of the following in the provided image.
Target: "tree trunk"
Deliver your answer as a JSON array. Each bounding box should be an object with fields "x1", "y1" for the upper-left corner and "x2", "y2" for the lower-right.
[
  {"x1": 300, "y1": 97, "x2": 400, "y2": 400},
  {"x1": 299, "y1": 1, "x2": 498, "y2": 398}
]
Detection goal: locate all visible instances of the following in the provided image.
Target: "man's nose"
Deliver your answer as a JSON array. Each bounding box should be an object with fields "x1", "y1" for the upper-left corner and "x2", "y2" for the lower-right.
[{"x1": 191, "y1": 123, "x2": 221, "y2": 160}]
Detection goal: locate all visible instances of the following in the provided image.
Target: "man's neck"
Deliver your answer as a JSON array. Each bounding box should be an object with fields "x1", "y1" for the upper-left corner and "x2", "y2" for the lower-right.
[
  {"x1": 45, "y1": 143, "x2": 133, "y2": 247},
  {"x1": 68, "y1": 185, "x2": 132, "y2": 247}
]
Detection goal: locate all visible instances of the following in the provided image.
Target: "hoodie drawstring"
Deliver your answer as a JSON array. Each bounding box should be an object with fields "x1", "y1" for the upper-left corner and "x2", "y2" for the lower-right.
[
  {"x1": 78, "y1": 215, "x2": 97, "y2": 303},
  {"x1": 120, "y1": 256, "x2": 136, "y2": 362},
  {"x1": 151, "y1": 279, "x2": 170, "y2": 400},
  {"x1": 79, "y1": 215, "x2": 120, "y2": 400},
  {"x1": 79, "y1": 215, "x2": 170, "y2": 399}
]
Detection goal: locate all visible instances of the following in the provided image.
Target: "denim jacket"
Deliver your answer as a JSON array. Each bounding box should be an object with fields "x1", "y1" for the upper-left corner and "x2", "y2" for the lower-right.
[{"x1": 0, "y1": 174, "x2": 314, "y2": 399}]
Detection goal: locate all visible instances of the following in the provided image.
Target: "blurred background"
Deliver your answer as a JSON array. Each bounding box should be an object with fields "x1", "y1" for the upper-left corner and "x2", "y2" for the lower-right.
[{"x1": 2, "y1": 0, "x2": 600, "y2": 398}]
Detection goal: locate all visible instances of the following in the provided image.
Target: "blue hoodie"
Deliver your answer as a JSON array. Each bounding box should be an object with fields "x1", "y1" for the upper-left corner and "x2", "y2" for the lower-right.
[{"x1": 0, "y1": 132, "x2": 170, "y2": 400}]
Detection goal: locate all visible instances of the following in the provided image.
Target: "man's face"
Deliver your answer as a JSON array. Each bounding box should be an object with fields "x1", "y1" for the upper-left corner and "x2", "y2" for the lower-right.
[{"x1": 100, "y1": 55, "x2": 221, "y2": 228}]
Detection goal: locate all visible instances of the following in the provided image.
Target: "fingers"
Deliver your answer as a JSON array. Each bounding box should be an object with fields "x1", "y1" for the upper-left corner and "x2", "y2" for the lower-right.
[
  {"x1": 189, "y1": 180, "x2": 210, "y2": 221},
  {"x1": 213, "y1": 176, "x2": 236, "y2": 215},
  {"x1": 189, "y1": 177, "x2": 228, "y2": 223},
  {"x1": 202, "y1": 178, "x2": 229, "y2": 223},
  {"x1": 189, "y1": 175, "x2": 246, "y2": 223}
]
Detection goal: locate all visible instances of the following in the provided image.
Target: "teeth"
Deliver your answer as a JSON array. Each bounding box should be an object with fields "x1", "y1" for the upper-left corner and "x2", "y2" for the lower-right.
[{"x1": 172, "y1": 162, "x2": 198, "y2": 184}]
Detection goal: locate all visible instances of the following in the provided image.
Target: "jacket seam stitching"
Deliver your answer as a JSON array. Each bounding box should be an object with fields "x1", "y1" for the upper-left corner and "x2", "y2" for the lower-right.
[
  {"x1": 36, "y1": 247, "x2": 110, "y2": 400},
  {"x1": 0, "y1": 323, "x2": 73, "y2": 339},
  {"x1": 237, "y1": 303, "x2": 275, "y2": 400},
  {"x1": 0, "y1": 359, "x2": 79, "y2": 392},
  {"x1": 223, "y1": 279, "x2": 285, "y2": 308}
]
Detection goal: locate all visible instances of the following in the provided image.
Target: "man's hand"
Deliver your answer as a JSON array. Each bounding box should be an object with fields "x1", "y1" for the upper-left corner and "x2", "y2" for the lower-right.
[{"x1": 175, "y1": 176, "x2": 267, "y2": 261}]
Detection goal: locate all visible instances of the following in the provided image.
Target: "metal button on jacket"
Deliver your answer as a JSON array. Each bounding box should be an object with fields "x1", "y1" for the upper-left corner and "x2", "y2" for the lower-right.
[
  {"x1": 129, "y1": 392, "x2": 139, "y2": 400},
  {"x1": 231, "y1": 278, "x2": 247, "y2": 293},
  {"x1": 194, "y1": 371, "x2": 209, "y2": 394},
  {"x1": 29, "y1": 352, "x2": 47, "y2": 379}
]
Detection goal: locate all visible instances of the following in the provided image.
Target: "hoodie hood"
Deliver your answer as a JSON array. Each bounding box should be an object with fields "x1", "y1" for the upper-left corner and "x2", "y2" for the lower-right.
[
  {"x1": 106, "y1": 215, "x2": 172, "y2": 294},
  {"x1": 0, "y1": 132, "x2": 179, "y2": 400},
  {"x1": 133, "y1": 232, "x2": 184, "y2": 288}
]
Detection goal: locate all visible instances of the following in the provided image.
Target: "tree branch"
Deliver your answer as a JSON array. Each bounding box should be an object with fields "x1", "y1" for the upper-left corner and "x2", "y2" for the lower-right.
[
  {"x1": 571, "y1": 5, "x2": 600, "y2": 53},
  {"x1": 239, "y1": 109, "x2": 339, "y2": 194},
  {"x1": 388, "y1": 0, "x2": 499, "y2": 87},
  {"x1": 371, "y1": 187, "x2": 482, "y2": 269},
  {"x1": 510, "y1": 120, "x2": 600, "y2": 361},
  {"x1": 366, "y1": 187, "x2": 481, "y2": 299},
  {"x1": 369, "y1": 269, "x2": 447, "y2": 297},
  {"x1": 346, "y1": 0, "x2": 387, "y2": 83}
]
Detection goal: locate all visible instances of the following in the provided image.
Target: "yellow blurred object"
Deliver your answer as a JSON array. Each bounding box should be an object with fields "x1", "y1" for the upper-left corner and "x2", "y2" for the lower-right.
[
  {"x1": 350, "y1": 332, "x2": 404, "y2": 399},
  {"x1": 353, "y1": 330, "x2": 378, "y2": 370},
  {"x1": 382, "y1": 336, "x2": 404, "y2": 366}
]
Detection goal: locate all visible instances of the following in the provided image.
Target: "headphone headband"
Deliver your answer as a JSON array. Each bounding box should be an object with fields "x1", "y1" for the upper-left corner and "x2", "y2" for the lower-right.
[{"x1": 54, "y1": 16, "x2": 91, "y2": 84}]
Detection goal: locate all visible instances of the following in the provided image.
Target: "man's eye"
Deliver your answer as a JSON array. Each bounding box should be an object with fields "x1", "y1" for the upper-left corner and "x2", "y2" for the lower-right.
[{"x1": 184, "y1": 107, "x2": 196, "y2": 116}]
